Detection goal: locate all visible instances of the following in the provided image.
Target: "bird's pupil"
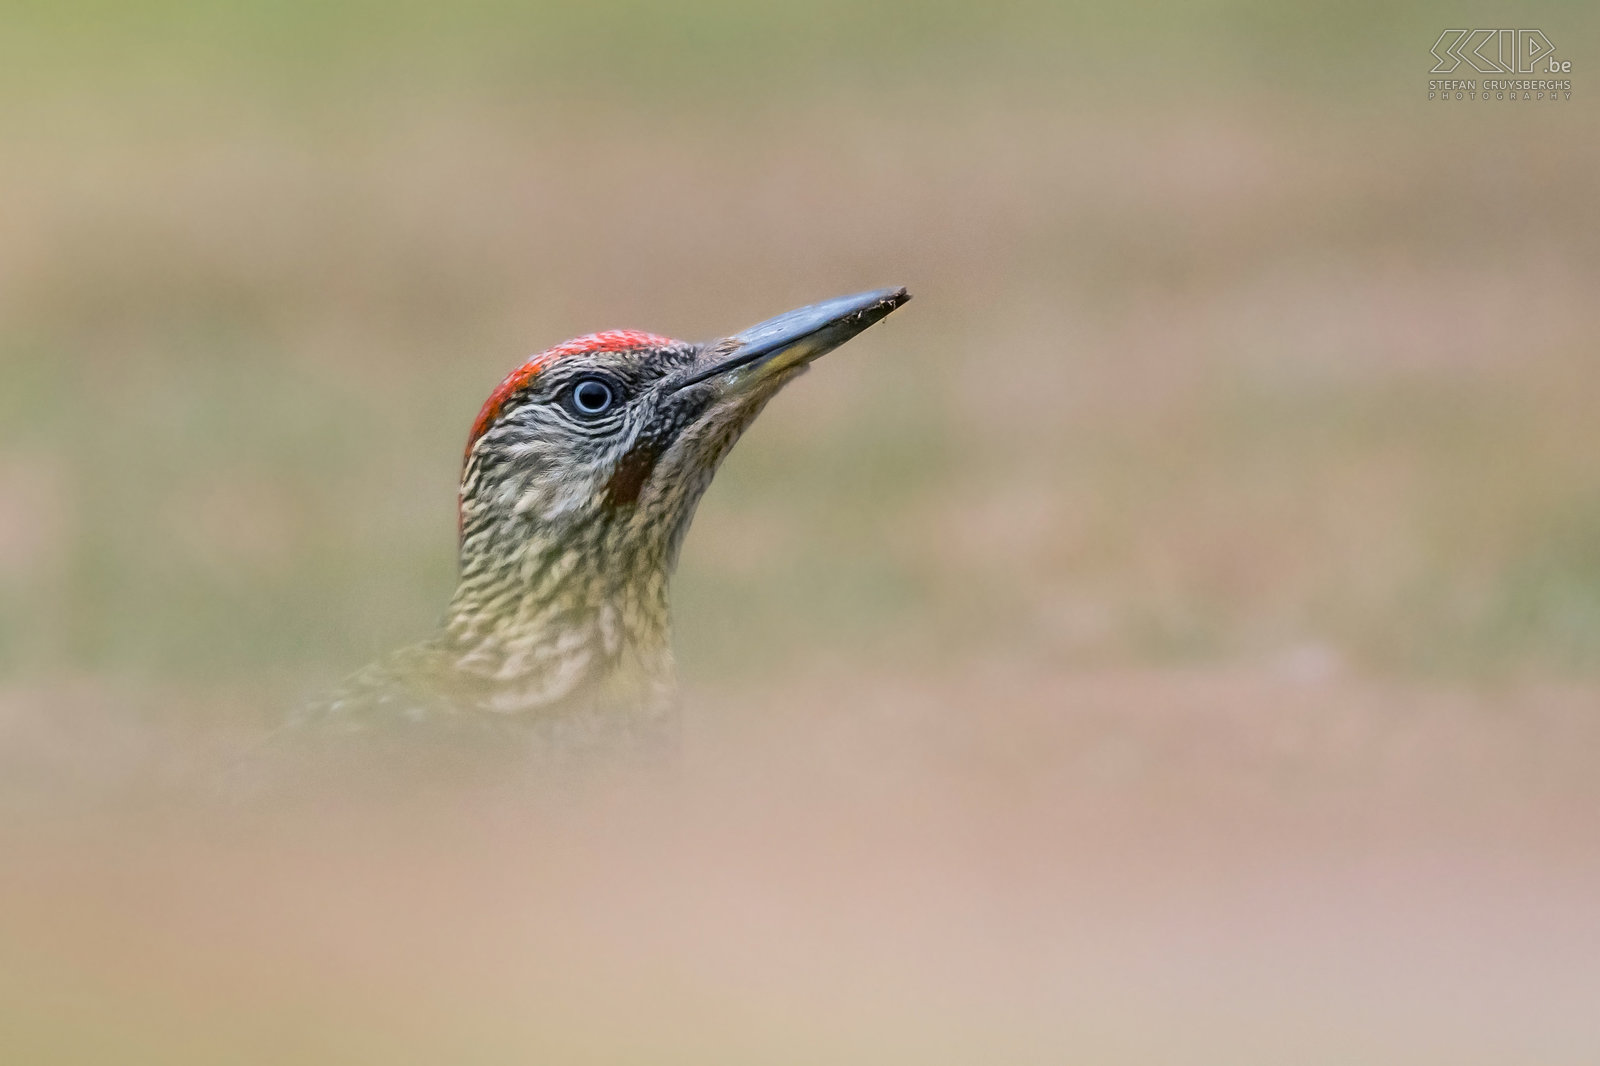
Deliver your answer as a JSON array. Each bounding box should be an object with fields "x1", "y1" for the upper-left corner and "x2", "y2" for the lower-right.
[{"x1": 574, "y1": 380, "x2": 612, "y2": 413}]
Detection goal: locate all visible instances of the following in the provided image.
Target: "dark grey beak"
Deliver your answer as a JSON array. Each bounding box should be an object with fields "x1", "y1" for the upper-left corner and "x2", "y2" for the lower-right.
[{"x1": 676, "y1": 287, "x2": 910, "y2": 393}]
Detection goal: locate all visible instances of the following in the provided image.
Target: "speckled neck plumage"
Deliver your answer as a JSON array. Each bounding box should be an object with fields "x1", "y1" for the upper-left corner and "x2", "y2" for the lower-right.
[{"x1": 441, "y1": 463, "x2": 679, "y2": 718}]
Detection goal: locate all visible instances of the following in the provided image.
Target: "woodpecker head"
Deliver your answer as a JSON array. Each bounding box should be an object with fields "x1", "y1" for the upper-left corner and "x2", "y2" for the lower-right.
[{"x1": 449, "y1": 288, "x2": 910, "y2": 663}]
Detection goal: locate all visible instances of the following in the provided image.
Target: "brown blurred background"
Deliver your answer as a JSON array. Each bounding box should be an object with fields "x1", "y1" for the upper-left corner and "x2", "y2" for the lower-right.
[{"x1": 1, "y1": 1, "x2": 1598, "y2": 1062}]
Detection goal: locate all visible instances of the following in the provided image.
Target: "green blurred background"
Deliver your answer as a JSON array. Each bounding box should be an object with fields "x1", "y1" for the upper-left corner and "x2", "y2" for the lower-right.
[
  {"x1": 1, "y1": 0, "x2": 1597, "y2": 700},
  {"x1": 4, "y1": 5, "x2": 1600, "y2": 1064}
]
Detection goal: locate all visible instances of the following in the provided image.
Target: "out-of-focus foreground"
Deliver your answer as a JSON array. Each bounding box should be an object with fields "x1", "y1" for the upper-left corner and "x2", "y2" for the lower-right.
[{"x1": 1, "y1": 1, "x2": 1598, "y2": 1062}]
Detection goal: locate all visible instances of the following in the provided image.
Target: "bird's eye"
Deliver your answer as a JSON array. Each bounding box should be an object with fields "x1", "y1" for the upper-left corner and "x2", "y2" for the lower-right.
[{"x1": 567, "y1": 378, "x2": 616, "y2": 417}]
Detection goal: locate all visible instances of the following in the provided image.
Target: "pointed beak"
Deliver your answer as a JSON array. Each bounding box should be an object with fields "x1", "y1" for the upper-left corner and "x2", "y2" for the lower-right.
[{"x1": 675, "y1": 287, "x2": 911, "y2": 394}]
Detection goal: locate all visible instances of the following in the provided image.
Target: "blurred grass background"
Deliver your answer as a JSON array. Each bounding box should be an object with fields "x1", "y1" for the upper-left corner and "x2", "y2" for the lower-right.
[
  {"x1": 4, "y1": 4, "x2": 1600, "y2": 1064},
  {"x1": 0, "y1": 0, "x2": 1597, "y2": 695}
]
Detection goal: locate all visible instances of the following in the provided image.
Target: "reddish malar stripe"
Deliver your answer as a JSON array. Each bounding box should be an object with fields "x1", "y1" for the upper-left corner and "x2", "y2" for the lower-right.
[{"x1": 464, "y1": 330, "x2": 673, "y2": 462}]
